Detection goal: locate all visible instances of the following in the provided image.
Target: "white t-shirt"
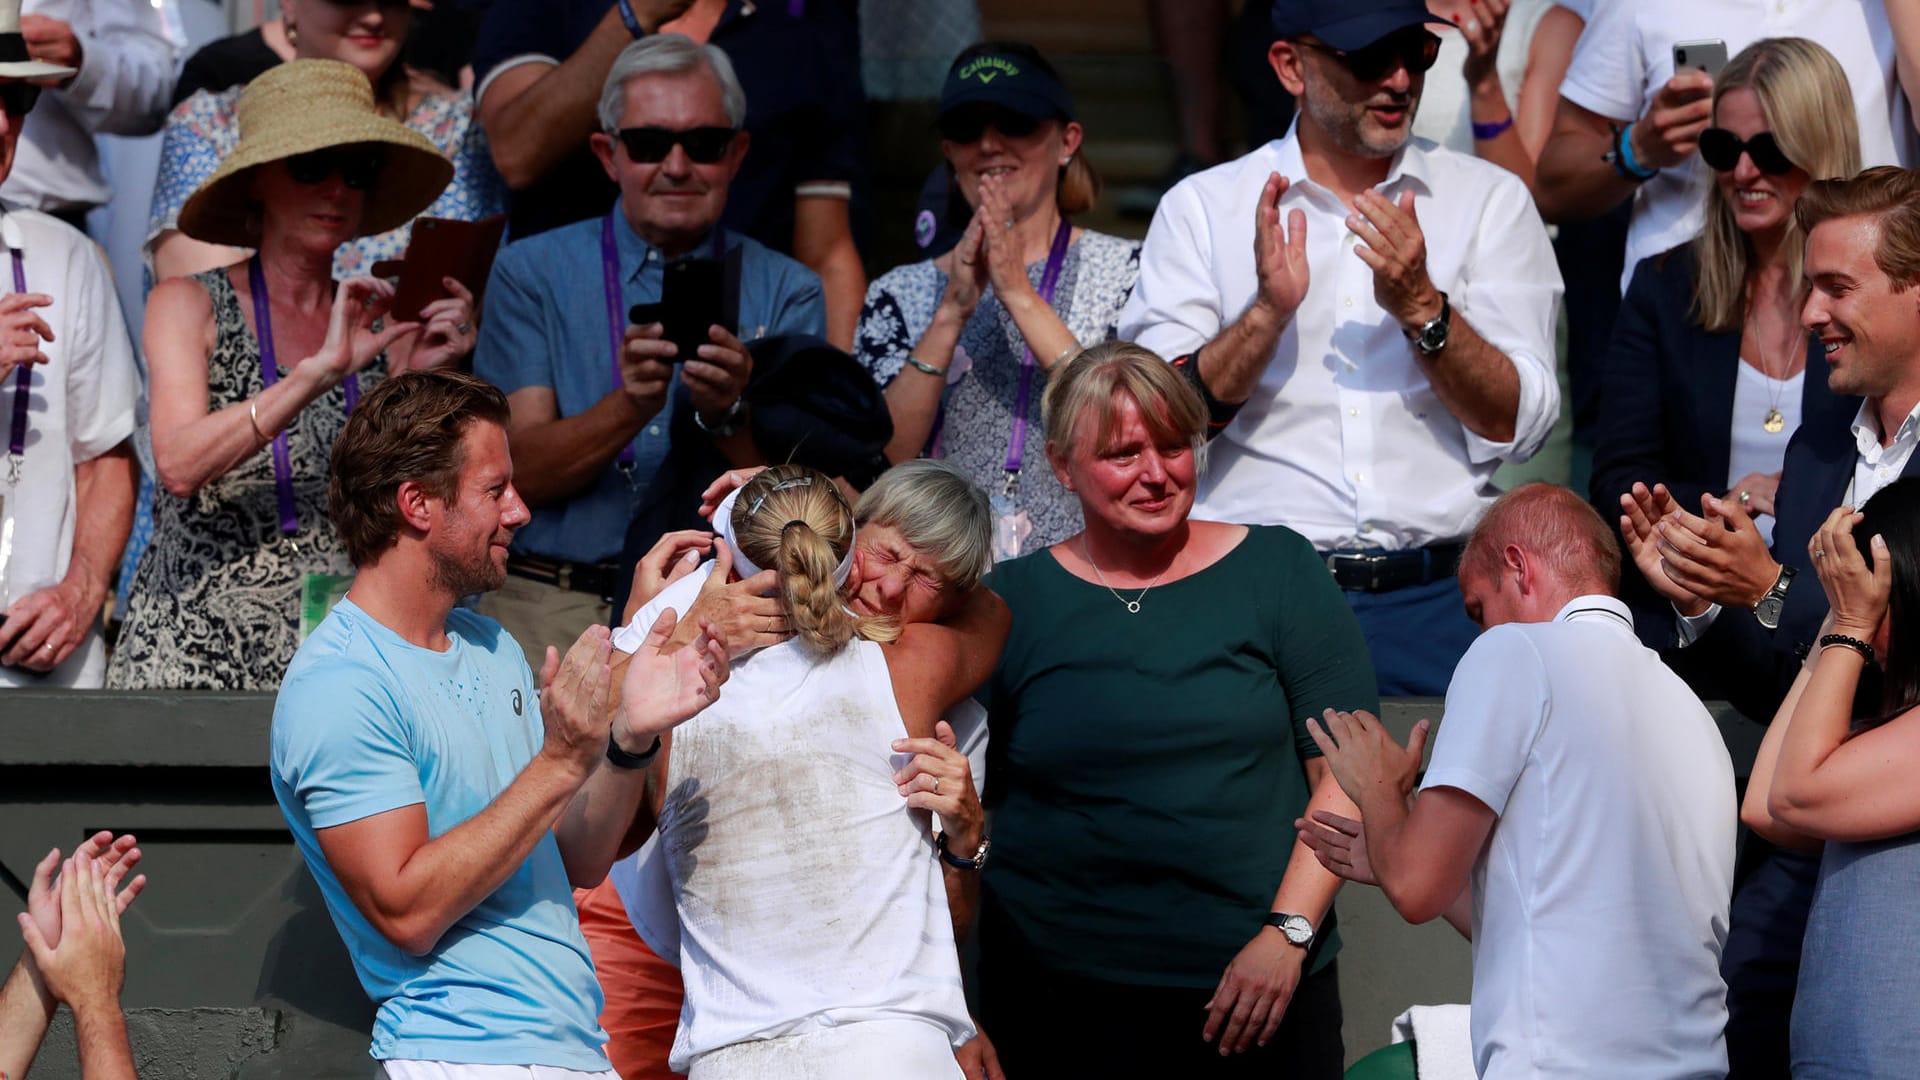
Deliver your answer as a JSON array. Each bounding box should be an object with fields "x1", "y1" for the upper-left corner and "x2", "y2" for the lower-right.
[
  {"x1": 0, "y1": 205, "x2": 138, "y2": 688},
  {"x1": 1422, "y1": 596, "x2": 1736, "y2": 1080},
  {"x1": 1559, "y1": 0, "x2": 1914, "y2": 293}
]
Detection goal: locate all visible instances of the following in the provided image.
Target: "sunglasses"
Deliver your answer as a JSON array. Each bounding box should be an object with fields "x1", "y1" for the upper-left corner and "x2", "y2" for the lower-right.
[
  {"x1": 0, "y1": 82, "x2": 41, "y2": 119},
  {"x1": 937, "y1": 106, "x2": 1043, "y2": 144},
  {"x1": 1698, "y1": 128, "x2": 1797, "y2": 175},
  {"x1": 615, "y1": 126, "x2": 738, "y2": 164},
  {"x1": 286, "y1": 148, "x2": 384, "y2": 190},
  {"x1": 1298, "y1": 31, "x2": 1442, "y2": 82}
]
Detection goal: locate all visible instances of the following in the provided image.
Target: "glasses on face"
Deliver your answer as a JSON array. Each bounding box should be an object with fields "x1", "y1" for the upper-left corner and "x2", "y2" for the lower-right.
[
  {"x1": 286, "y1": 148, "x2": 385, "y2": 190},
  {"x1": 615, "y1": 126, "x2": 738, "y2": 164},
  {"x1": 937, "y1": 106, "x2": 1043, "y2": 144},
  {"x1": 1698, "y1": 128, "x2": 1797, "y2": 175},
  {"x1": 1298, "y1": 31, "x2": 1442, "y2": 82},
  {"x1": 0, "y1": 82, "x2": 41, "y2": 120}
]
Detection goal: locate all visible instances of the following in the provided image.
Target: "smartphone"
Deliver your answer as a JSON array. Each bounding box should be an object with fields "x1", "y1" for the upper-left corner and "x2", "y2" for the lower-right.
[
  {"x1": 379, "y1": 214, "x2": 507, "y2": 323},
  {"x1": 628, "y1": 247, "x2": 743, "y2": 362},
  {"x1": 1672, "y1": 39, "x2": 1729, "y2": 80}
]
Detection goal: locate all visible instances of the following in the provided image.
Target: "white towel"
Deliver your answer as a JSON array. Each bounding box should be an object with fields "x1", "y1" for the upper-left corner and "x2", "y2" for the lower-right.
[{"x1": 1391, "y1": 1003, "x2": 1476, "y2": 1080}]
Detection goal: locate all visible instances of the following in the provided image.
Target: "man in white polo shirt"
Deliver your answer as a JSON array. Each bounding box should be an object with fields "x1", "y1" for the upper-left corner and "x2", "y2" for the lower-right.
[
  {"x1": 1535, "y1": 0, "x2": 1918, "y2": 292},
  {"x1": 1118, "y1": 0, "x2": 1561, "y2": 694},
  {"x1": 1301, "y1": 484, "x2": 1737, "y2": 1080}
]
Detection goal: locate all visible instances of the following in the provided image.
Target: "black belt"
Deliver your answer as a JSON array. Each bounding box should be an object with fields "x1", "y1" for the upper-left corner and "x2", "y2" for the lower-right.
[
  {"x1": 1322, "y1": 543, "x2": 1466, "y2": 593},
  {"x1": 505, "y1": 554, "x2": 622, "y2": 600}
]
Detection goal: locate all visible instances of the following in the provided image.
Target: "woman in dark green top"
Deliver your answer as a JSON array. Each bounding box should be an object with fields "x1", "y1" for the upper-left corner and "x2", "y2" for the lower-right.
[{"x1": 976, "y1": 342, "x2": 1378, "y2": 1078}]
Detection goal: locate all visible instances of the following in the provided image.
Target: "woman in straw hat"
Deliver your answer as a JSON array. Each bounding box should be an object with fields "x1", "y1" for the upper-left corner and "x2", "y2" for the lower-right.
[
  {"x1": 146, "y1": 0, "x2": 504, "y2": 284},
  {"x1": 108, "y1": 60, "x2": 476, "y2": 691}
]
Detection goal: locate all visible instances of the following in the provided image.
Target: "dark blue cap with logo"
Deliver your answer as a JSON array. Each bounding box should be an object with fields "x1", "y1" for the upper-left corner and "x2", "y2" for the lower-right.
[
  {"x1": 1269, "y1": 0, "x2": 1451, "y2": 51},
  {"x1": 939, "y1": 44, "x2": 1076, "y2": 122}
]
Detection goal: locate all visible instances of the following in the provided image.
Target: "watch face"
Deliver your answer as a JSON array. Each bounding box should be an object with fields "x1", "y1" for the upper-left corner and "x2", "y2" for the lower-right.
[
  {"x1": 1281, "y1": 915, "x2": 1313, "y2": 944},
  {"x1": 1756, "y1": 595, "x2": 1784, "y2": 629}
]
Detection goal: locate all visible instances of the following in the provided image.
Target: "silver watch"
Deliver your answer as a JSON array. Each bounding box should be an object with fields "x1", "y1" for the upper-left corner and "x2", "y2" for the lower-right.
[
  {"x1": 693, "y1": 397, "x2": 746, "y2": 438},
  {"x1": 1753, "y1": 563, "x2": 1796, "y2": 631},
  {"x1": 1264, "y1": 912, "x2": 1315, "y2": 948},
  {"x1": 1406, "y1": 292, "x2": 1452, "y2": 356}
]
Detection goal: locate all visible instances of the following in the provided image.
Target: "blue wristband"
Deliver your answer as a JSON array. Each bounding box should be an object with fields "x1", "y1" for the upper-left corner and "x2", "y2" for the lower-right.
[
  {"x1": 1472, "y1": 114, "x2": 1515, "y2": 141},
  {"x1": 1616, "y1": 122, "x2": 1658, "y2": 180},
  {"x1": 616, "y1": 0, "x2": 646, "y2": 38}
]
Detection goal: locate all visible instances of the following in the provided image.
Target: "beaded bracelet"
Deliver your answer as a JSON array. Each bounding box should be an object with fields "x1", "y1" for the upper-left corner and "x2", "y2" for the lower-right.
[{"x1": 1819, "y1": 633, "x2": 1876, "y2": 665}]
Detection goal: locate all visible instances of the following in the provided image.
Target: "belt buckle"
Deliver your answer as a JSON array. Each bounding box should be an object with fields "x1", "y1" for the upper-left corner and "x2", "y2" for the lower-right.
[{"x1": 555, "y1": 563, "x2": 573, "y2": 592}]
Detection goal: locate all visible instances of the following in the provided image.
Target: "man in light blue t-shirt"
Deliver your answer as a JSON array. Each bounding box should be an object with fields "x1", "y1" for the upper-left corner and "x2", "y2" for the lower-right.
[{"x1": 271, "y1": 371, "x2": 726, "y2": 1079}]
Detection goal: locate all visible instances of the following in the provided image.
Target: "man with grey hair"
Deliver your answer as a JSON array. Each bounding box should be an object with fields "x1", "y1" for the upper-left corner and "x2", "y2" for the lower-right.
[{"x1": 472, "y1": 33, "x2": 828, "y2": 667}]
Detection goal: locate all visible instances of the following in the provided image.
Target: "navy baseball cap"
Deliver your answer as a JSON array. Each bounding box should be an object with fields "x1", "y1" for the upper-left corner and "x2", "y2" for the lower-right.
[
  {"x1": 938, "y1": 44, "x2": 1075, "y2": 122},
  {"x1": 1270, "y1": 0, "x2": 1451, "y2": 51}
]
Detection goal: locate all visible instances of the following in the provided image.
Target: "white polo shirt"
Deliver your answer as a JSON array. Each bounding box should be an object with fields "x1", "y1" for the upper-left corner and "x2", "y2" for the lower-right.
[
  {"x1": 1118, "y1": 124, "x2": 1562, "y2": 551},
  {"x1": 0, "y1": 206, "x2": 137, "y2": 688},
  {"x1": 1423, "y1": 596, "x2": 1736, "y2": 1080},
  {"x1": 1560, "y1": 0, "x2": 1914, "y2": 294}
]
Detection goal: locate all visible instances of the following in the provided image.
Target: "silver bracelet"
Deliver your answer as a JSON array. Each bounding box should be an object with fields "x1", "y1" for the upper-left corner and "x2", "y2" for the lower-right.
[
  {"x1": 904, "y1": 354, "x2": 947, "y2": 378},
  {"x1": 248, "y1": 398, "x2": 270, "y2": 443}
]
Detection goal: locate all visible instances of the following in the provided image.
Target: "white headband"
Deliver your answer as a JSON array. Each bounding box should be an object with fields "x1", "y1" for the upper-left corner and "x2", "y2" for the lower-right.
[{"x1": 713, "y1": 482, "x2": 856, "y2": 588}]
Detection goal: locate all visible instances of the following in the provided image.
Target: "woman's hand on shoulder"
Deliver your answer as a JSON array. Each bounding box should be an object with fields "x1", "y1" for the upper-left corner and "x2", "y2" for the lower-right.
[{"x1": 892, "y1": 719, "x2": 983, "y2": 854}]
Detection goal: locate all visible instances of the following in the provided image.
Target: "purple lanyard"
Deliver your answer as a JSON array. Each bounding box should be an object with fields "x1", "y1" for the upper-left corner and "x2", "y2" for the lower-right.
[
  {"x1": 601, "y1": 211, "x2": 725, "y2": 468},
  {"x1": 5, "y1": 250, "x2": 27, "y2": 482},
  {"x1": 250, "y1": 256, "x2": 358, "y2": 535},
  {"x1": 1001, "y1": 219, "x2": 1073, "y2": 478}
]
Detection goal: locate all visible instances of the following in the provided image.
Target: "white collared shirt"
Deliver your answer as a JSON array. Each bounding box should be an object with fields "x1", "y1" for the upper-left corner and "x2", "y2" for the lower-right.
[
  {"x1": 1118, "y1": 123, "x2": 1562, "y2": 551},
  {"x1": 0, "y1": 0, "x2": 181, "y2": 213},
  {"x1": 1424, "y1": 595, "x2": 1735, "y2": 1080},
  {"x1": 1560, "y1": 0, "x2": 1913, "y2": 294}
]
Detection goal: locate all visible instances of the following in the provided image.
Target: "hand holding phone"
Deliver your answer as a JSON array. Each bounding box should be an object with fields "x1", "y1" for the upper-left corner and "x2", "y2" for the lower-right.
[
  {"x1": 1672, "y1": 39, "x2": 1729, "y2": 80},
  {"x1": 1631, "y1": 41, "x2": 1721, "y2": 172}
]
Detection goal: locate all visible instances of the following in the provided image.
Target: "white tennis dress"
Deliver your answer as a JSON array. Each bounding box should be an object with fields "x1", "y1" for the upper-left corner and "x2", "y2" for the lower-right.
[{"x1": 621, "y1": 574, "x2": 972, "y2": 1077}]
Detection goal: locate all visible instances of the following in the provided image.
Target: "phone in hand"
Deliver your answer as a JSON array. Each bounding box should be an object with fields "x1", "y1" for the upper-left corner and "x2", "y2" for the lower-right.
[
  {"x1": 1672, "y1": 39, "x2": 1729, "y2": 80},
  {"x1": 627, "y1": 247, "x2": 743, "y2": 363}
]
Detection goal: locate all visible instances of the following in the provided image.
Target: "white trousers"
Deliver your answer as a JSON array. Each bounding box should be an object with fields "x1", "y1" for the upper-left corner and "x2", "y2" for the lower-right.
[{"x1": 687, "y1": 1020, "x2": 963, "y2": 1080}]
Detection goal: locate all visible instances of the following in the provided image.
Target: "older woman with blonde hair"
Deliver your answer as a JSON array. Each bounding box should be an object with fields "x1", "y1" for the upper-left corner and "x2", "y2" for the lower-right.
[
  {"x1": 855, "y1": 41, "x2": 1141, "y2": 560},
  {"x1": 1592, "y1": 37, "x2": 1861, "y2": 645},
  {"x1": 109, "y1": 60, "x2": 477, "y2": 690},
  {"x1": 975, "y1": 341, "x2": 1377, "y2": 1076}
]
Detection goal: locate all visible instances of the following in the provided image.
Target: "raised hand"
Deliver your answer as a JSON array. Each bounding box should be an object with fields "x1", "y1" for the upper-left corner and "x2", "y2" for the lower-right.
[
  {"x1": 1253, "y1": 172, "x2": 1309, "y2": 323},
  {"x1": 1619, "y1": 482, "x2": 1711, "y2": 615},
  {"x1": 1632, "y1": 69, "x2": 1714, "y2": 171},
  {"x1": 18, "y1": 854, "x2": 127, "y2": 1011},
  {"x1": 1652, "y1": 491, "x2": 1782, "y2": 610},
  {"x1": 1809, "y1": 506, "x2": 1889, "y2": 640},
  {"x1": 697, "y1": 466, "x2": 769, "y2": 521},
  {"x1": 626, "y1": 529, "x2": 715, "y2": 619},
  {"x1": 0, "y1": 290, "x2": 53, "y2": 384},
  {"x1": 682, "y1": 324, "x2": 752, "y2": 422},
  {"x1": 537, "y1": 625, "x2": 614, "y2": 777},
  {"x1": 301, "y1": 277, "x2": 419, "y2": 383},
  {"x1": 680, "y1": 542, "x2": 791, "y2": 657},
  {"x1": 1457, "y1": 0, "x2": 1512, "y2": 89},
  {"x1": 618, "y1": 320, "x2": 676, "y2": 420},
  {"x1": 24, "y1": 833, "x2": 146, "y2": 957},
  {"x1": 402, "y1": 277, "x2": 479, "y2": 372},
  {"x1": 1350, "y1": 190, "x2": 1443, "y2": 331},
  {"x1": 937, "y1": 208, "x2": 991, "y2": 321},
  {"x1": 975, "y1": 176, "x2": 1038, "y2": 304},
  {"x1": 619, "y1": 610, "x2": 727, "y2": 745},
  {"x1": 1305, "y1": 708, "x2": 1430, "y2": 809}
]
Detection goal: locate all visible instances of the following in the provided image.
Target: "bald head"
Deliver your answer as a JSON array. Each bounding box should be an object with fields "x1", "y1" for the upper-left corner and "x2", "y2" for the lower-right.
[{"x1": 1460, "y1": 485, "x2": 1622, "y2": 625}]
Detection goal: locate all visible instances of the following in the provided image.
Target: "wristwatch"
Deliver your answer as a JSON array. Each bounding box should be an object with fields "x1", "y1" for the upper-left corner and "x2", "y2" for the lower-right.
[
  {"x1": 1405, "y1": 292, "x2": 1451, "y2": 356},
  {"x1": 1753, "y1": 563, "x2": 1797, "y2": 631},
  {"x1": 935, "y1": 831, "x2": 991, "y2": 871},
  {"x1": 693, "y1": 397, "x2": 746, "y2": 438},
  {"x1": 1264, "y1": 912, "x2": 1315, "y2": 949}
]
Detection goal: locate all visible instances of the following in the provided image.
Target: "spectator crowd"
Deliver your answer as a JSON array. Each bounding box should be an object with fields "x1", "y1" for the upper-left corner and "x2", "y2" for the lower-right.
[{"x1": 14, "y1": 0, "x2": 1920, "y2": 1076}]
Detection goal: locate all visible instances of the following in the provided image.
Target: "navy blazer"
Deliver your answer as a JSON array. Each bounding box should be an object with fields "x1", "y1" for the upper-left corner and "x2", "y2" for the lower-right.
[{"x1": 1590, "y1": 245, "x2": 1853, "y2": 650}]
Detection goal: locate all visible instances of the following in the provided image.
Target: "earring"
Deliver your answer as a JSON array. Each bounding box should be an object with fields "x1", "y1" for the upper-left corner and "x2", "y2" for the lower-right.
[{"x1": 285, "y1": 21, "x2": 298, "y2": 44}]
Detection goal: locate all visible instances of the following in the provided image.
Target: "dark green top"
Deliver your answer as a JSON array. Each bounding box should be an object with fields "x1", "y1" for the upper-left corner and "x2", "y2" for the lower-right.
[{"x1": 981, "y1": 525, "x2": 1379, "y2": 987}]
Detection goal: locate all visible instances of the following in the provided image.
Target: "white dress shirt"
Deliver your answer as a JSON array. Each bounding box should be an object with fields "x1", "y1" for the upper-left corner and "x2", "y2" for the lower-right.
[
  {"x1": 0, "y1": 0, "x2": 180, "y2": 213},
  {"x1": 1118, "y1": 122, "x2": 1562, "y2": 551},
  {"x1": 1560, "y1": 0, "x2": 1913, "y2": 294},
  {"x1": 1677, "y1": 396, "x2": 1920, "y2": 643}
]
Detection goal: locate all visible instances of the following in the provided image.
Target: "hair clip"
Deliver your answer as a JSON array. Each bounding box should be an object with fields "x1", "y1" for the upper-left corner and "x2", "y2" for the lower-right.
[{"x1": 769, "y1": 476, "x2": 815, "y2": 493}]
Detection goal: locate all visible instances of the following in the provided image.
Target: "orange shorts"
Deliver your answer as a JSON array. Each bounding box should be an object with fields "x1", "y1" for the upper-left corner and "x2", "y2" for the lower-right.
[{"x1": 575, "y1": 879, "x2": 686, "y2": 1080}]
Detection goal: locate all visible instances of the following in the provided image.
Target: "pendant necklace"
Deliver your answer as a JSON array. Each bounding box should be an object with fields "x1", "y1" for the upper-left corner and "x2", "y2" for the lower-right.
[
  {"x1": 1082, "y1": 534, "x2": 1169, "y2": 614},
  {"x1": 1750, "y1": 292, "x2": 1792, "y2": 434}
]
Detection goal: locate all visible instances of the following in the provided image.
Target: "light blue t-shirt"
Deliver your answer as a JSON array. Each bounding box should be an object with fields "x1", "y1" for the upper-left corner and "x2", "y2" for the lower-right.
[
  {"x1": 473, "y1": 211, "x2": 828, "y2": 564},
  {"x1": 270, "y1": 598, "x2": 609, "y2": 1070}
]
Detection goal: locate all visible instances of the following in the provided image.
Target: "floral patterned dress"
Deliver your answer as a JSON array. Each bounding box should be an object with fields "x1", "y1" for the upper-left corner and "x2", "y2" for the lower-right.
[
  {"x1": 144, "y1": 85, "x2": 506, "y2": 281},
  {"x1": 854, "y1": 230, "x2": 1141, "y2": 557},
  {"x1": 107, "y1": 269, "x2": 382, "y2": 690}
]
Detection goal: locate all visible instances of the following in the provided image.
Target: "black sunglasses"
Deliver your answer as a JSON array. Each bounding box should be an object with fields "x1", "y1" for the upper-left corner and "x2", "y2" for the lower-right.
[
  {"x1": 1698, "y1": 128, "x2": 1797, "y2": 175},
  {"x1": 286, "y1": 148, "x2": 385, "y2": 191},
  {"x1": 615, "y1": 126, "x2": 738, "y2": 164},
  {"x1": 1298, "y1": 31, "x2": 1442, "y2": 83},
  {"x1": 0, "y1": 83, "x2": 41, "y2": 120},
  {"x1": 937, "y1": 106, "x2": 1043, "y2": 144}
]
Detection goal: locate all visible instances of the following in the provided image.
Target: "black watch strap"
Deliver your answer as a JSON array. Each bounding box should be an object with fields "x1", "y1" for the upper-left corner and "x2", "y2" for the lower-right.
[
  {"x1": 606, "y1": 733, "x2": 662, "y2": 770},
  {"x1": 935, "y1": 831, "x2": 988, "y2": 871}
]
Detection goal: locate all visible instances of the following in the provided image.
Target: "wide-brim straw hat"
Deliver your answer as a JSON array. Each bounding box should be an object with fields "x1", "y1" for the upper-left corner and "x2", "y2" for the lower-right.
[
  {"x1": 0, "y1": 0, "x2": 76, "y2": 80},
  {"x1": 178, "y1": 59, "x2": 453, "y2": 248}
]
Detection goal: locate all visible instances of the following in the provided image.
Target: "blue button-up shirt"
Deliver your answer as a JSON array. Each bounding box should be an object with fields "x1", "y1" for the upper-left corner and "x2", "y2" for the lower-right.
[{"x1": 474, "y1": 210, "x2": 827, "y2": 564}]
